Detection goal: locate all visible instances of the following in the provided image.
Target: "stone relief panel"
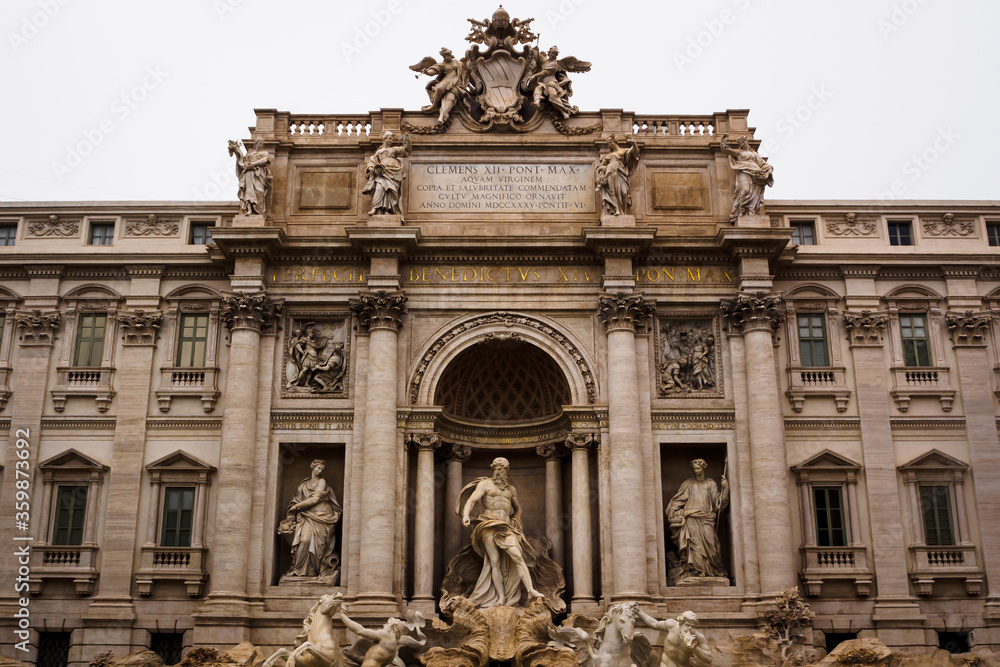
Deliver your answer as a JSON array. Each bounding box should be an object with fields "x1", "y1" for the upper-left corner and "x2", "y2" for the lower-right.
[
  {"x1": 282, "y1": 315, "x2": 350, "y2": 397},
  {"x1": 654, "y1": 317, "x2": 723, "y2": 398},
  {"x1": 825, "y1": 212, "x2": 877, "y2": 237}
]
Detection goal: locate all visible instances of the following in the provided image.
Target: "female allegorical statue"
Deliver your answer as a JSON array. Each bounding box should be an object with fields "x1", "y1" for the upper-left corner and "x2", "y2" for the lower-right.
[
  {"x1": 666, "y1": 458, "x2": 729, "y2": 581},
  {"x1": 227, "y1": 137, "x2": 272, "y2": 216},
  {"x1": 279, "y1": 459, "x2": 342, "y2": 583},
  {"x1": 595, "y1": 134, "x2": 639, "y2": 216},
  {"x1": 363, "y1": 131, "x2": 411, "y2": 217},
  {"x1": 720, "y1": 133, "x2": 774, "y2": 221}
]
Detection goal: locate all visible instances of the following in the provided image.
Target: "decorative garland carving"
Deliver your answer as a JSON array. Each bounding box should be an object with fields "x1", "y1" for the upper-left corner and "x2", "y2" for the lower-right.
[
  {"x1": 125, "y1": 214, "x2": 179, "y2": 237},
  {"x1": 409, "y1": 312, "x2": 597, "y2": 405},
  {"x1": 843, "y1": 310, "x2": 889, "y2": 345},
  {"x1": 720, "y1": 292, "x2": 782, "y2": 334},
  {"x1": 119, "y1": 309, "x2": 162, "y2": 345},
  {"x1": 923, "y1": 213, "x2": 974, "y2": 237},
  {"x1": 549, "y1": 111, "x2": 602, "y2": 136},
  {"x1": 221, "y1": 292, "x2": 282, "y2": 332},
  {"x1": 350, "y1": 290, "x2": 407, "y2": 332},
  {"x1": 825, "y1": 212, "x2": 876, "y2": 237},
  {"x1": 564, "y1": 432, "x2": 598, "y2": 451},
  {"x1": 14, "y1": 310, "x2": 61, "y2": 345},
  {"x1": 400, "y1": 116, "x2": 453, "y2": 135},
  {"x1": 28, "y1": 215, "x2": 79, "y2": 238},
  {"x1": 945, "y1": 311, "x2": 992, "y2": 346},
  {"x1": 597, "y1": 292, "x2": 653, "y2": 333},
  {"x1": 406, "y1": 433, "x2": 441, "y2": 451}
]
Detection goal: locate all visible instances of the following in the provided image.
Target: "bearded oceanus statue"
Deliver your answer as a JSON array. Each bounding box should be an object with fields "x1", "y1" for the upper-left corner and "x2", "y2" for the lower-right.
[{"x1": 440, "y1": 457, "x2": 566, "y2": 613}]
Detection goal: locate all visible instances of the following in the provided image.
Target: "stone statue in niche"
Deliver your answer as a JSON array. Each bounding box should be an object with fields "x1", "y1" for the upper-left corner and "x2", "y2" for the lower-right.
[
  {"x1": 720, "y1": 133, "x2": 774, "y2": 221},
  {"x1": 363, "y1": 131, "x2": 411, "y2": 217},
  {"x1": 285, "y1": 320, "x2": 347, "y2": 394},
  {"x1": 635, "y1": 608, "x2": 712, "y2": 667},
  {"x1": 666, "y1": 458, "x2": 729, "y2": 584},
  {"x1": 441, "y1": 457, "x2": 566, "y2": 613},
  {"x1": 278, "y1": 459, "x2": 342, "y2": 584},
  {"x1": 525, "y1": 45, "x2": 591, "y2": 119},
  {"x1": 410, "y1": 48, "x2": 469, "y2": 123},
  {"x1": 657, "y1": 320, "x2": 717, "y2": 396},
  {"x1": 228, "y1": 137, "x2": 272, "y2": 216},
  {"x1": 595, "y1": 134, "x2": 639, "y2": 216}
]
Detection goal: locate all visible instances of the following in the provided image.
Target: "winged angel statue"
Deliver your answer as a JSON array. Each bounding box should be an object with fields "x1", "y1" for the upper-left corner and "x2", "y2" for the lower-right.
[{"x1": 408, "y1": 6, "x2": 591, "y2": 130}]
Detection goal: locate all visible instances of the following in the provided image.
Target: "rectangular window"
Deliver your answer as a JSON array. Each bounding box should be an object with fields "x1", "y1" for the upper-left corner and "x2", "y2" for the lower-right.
[
  {"x1": 888, "y1": 220, "x2": 913, "y2": 246},
  {"x1": 0, "y1": 224, "x2": 16, "y2": 246},
  {"x1": 813, "y1": 486, "x2": 847, "y2": 547},
  {"x1": 38, "y1": 632, "x2": 72, "y2": 667},
  {"x1": 987, "y1": 223, "x2": 1000, "y2": 247},
  {"x1": 160, "y1": 487, "x2": 195, "y2": 547},
  {"x1": 73, "y1": 313, "x2": 107, "y2": 367},
  {"x1": 88, "y1": 222, "x2": 115, "y2": 245},
  {"x1": 899, "y1": 313, "x2": 931, "y2": 367},
  {"x1": 797, "y1": 313, "x2": 829, "y2": 366},
  {"x1": 189, "y1": 222, "x2": 214, "y2": 245},
  {"x1": 52, "y1": 485, "x2": 87, "y2": 546},
  {"x1": 790, "y1": 220, "x2": 816, "y2": 245},
  {"x1": 920, "y1": 485, "x2": 955, "y2": 546},
  {"x1": 176, "y1": 314, "x2": 209, "y2": 367},
  {"x1": 150, "y1": 633, "x2": 185, "y2": 666}
]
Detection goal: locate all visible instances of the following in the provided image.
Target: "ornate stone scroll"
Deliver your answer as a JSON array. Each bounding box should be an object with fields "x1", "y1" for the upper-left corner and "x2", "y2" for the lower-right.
[
  {"x1": 843, "y1": 310, "x2": 888, "y2": 345},
  {"x1": 228, "y1": 138, "x2": 272, "y2": 216},
  {"x1": 14, "y1": 310, "x2": 61, "y2": 345},
  {"x1": 720, "y1": 292, "x2": 782, "y2": 334},
  {"x1": 826, "y1": 212, "x2": 876, "y2": 237},
  {"x1": 125, "y1": 214, "x2": 178, "y2": 237},
  {"x1": 597, "y1": 292, "x2": 653, "y2": 332},
  {"x1": 350, "y1": 290, "x2": 407, "y2": 332},
  {"x1": 923, "y1": 212, "x2": 974, "y2": 237},
  {"x1": 655, "y1": 318, "x2": 722, "y2": 397},
  {"x1": 283, "y1": 317, "x2": 349, "y2": 396},
  {"x1": 27, "y1": 215, "x2": 79, "y2": 238},
  {"x1": 720, "y1": 134, "x2": 774, "y2": 221},
  {"x1": 119, "y1": 310, "x2": 162, "y2": 345},
  {"x1": 221, "y1": 292, "x2": 283, "y2": 332},
  {"x1": 946, "y1": 311, "x2": 992, "y2": 345}
]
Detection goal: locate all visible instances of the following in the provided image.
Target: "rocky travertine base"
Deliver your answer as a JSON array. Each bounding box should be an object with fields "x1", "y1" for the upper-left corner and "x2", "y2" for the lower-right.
[{"x1": 90, "y1": 643, "x2": 258, "y2": 667}]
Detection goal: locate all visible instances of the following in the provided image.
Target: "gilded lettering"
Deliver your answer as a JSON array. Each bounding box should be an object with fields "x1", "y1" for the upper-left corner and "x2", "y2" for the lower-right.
[
  {"x1": 532, "y1": 268, "x2": 540, "y2": 280},
  {"x1": 635, "y1": 268, "x2": 646, "y2": 281},
  {"x1": 687, "y1": 268, "x2": 701, "y2": 282},
  {"x1": 435, "y1": 267, "x2": 448, "y2": 281},
  {"x1": 295, "y1": 268, "x2": 306, "y2": 281},
  {"x1": 334, "y1": 267, "x2": 347, "y2": 281},
  {"x1": 452, "y1": 267, "x2": 461, "y2": 281},
  {"x1": 663, "y1": 269, "x2": 675, "y2": 281},
  {"x1": 557, "y1": 267, "x2": 570, "y2": 281},
  {"x1": 409, "y1": 268, "x2": 420, "y2": 281},
  {"x1": 487, "y1": 267, "x2": 501, "y2": 282},
  {"x1": 649, "y1": 268, "x2": 660, "y2": 282},
  {"x1": 518, "y1": 267, "x2": 529, "y2": 280},
  {"x1": 422, "y1": 267, "x2": 431, "y2": 282},
  {"x1": 463, "y1": 268, "x2": 477, "y2": 281}
]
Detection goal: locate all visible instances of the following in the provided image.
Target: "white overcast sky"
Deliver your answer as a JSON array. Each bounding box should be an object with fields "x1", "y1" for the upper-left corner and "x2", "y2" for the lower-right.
[{"x1": 1, "y1": 0, "x2": 997, "y2": 204}]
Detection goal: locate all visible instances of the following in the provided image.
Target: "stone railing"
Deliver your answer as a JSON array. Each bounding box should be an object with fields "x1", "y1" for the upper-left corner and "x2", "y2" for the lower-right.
[
  {"x1": 155, "y1": 367, "x2": 220, "y2": 413},
  {"x1": 135, "y1": 545, "x2": 207, "y2": 597},
  {"x1": 889, "y1": 366, "x2": 955, "y2": 412},
  {"x1": 287, "y1": 115, "x2": 372, "y2": 138},
  {"x1": 785, "y1": 366, "x2": 850, "y2": 412},
  {"x1": 632, "y1": 116, "x2": 715, "y2": 137},
  {"x1": 52, "y1": 367, "x2": 115, "y2": 413},
  {"x1": 800, "y1": 545, "x2": 871, "y2": 597},
  {"x1": 30, "y1": 544, "x2": 99, "y2": 595},
  {"x1": 909, "y1": 544, "x2": 982, "y2": 596}
]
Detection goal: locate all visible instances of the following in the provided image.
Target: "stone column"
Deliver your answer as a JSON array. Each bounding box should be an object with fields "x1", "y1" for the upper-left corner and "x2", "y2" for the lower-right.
[
  {"x1": 199, "y1": 293, "x2": 281, "y2": 634},
  {"x1": 350, "y1": 290, "x2": 407, "y2": 614},
  {"x1": 345, "y1": 326, "x2": 369, "y2": 597},
  {"x1": 408, "y1": 433, "x2": 440, "y2": 613},
  {"x1": 536, "y1": 443, "x2": 565, "y2": 569},
  {"x1": 567, "y1": 433, "x2": 597, "y2": 610},
  {"x1": 843, "y1": 310, "x2": 923, "y2": 644},
  {"x1": 443, "y1": 444, "x2": 471, "y2": 570},
  {"x1": 598, "y1": 292, "x2": 652, "y2": 600},
  {"x1": 721, "y1": 293, "x2": 795, "y2": 594},
  {"x1": 945, "y1": 312, "x2": 1000, "y2": 611}
]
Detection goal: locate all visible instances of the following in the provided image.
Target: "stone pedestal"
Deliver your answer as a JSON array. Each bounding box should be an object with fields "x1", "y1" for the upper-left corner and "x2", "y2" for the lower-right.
[
  {"x1": 231, "y1": 213, "x2": 267, "y2": 227},
  {"x1": 734, "y1": 213, "x2": 771, "y2": 228}
]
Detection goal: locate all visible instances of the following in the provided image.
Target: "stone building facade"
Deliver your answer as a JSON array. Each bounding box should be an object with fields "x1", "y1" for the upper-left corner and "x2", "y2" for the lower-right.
[{"x1": 2, "y1": 34, "x2": 1000, "y2": 667}]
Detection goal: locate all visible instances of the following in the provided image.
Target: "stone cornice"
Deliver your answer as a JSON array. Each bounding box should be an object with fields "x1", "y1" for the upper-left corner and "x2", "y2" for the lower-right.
[
  {"x1": 890, "y1": 418, "x2": 966, "y2": 430},
  {"x1": 345, "y1": 226, "x2": 420, "y2": 258},
  {"x1": 270, "y1": 411, "x2": 354, "y2": 431},
  {"x1": 350, "y1": 290, "x2": 407, "y2": 332},
  {"x1": 146, "y1": 417, "x2": 223, "y2": 430},
  {"x1": 598, "y1": 292, "x2": 653, "y2": 333},
  {"x1": 221, "y1": 291, "x2": 283, "y2": 332},
  {"x1": 40, "y1": 417, "x2": 116, "y2": 430},
  {"x1": 581, "y1": 227, "x2": 657, "y2": 257},
  {"x1": 650, "y1": 410, "x2": 735, "y2": 430},
  {"x1": 24, "y1": 264, "x2": 65, "y2": 278},
  {"x1": 783, "y1": 418, "x2": 861, "y2": 430},
  {"x1": 843, "y1": 310, "x2": 889, "y2": 346},
  {"x1": 720, "y1": 292, "x2": 782, "y2": 334},
  {"x1": 209, "y1": 226, "x2": 285, "y2": 260},
  {"x1": 125, "y1": 264, "x2": 166, "y2": 277},
  {"x1": 945, "y1": 311, "x2": 993, "y2": 347}
]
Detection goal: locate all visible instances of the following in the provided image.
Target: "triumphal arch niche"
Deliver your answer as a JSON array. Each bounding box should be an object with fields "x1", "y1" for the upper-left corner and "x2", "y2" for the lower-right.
[{"x1": 212, "y1": 5, "x2": 788, "y2": 665}]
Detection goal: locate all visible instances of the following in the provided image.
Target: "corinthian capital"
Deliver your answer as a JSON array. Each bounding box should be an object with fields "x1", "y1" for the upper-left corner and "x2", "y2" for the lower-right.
[
  {"x1": 842, "y1": 310, "x2": 889, "y2": 346},
  {"x1": 221, "y1": 291, "x2": 283, "y2": 332},
  {"x1": 598, "y1": 292, "x2": 653, "y2": 333},
  {"x1": 720, "y1": 292, "x2": 782, "y2": 334},
  {"x1": 945, "y1": 311, "x2": 993, "y2": 346},
  {"x1": 565, "y1": 432, "x2": 599, "y2": 451},
  {"x1": 350, "y1": 290, "x2": 407, "y2": 332},
  {"x1": 14, "y1": 309, "x2": 61, "y2": 346},
  {"x1": 119, "y1": 309, "x2": 162, "y2": 346}
]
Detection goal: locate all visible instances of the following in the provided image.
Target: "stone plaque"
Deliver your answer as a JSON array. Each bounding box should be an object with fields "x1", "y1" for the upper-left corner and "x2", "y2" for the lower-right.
[
  {"x1": 298, "y1": 170, "x2": 354, "y2": 210},
  {"x1": 408, "y1": 162, "x2": 595, "y2": 213},
  {"x1": 651, "y1": 170, "x2": 709, "y2": 211}
]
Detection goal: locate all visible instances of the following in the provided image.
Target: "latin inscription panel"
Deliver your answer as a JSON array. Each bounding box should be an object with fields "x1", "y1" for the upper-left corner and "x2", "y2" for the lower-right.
[{"x1": 408, "y1": 163, "x2": 595, "y2": 213}]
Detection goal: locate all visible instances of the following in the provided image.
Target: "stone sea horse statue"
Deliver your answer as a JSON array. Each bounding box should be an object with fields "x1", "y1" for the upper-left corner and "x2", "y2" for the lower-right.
[{"x1": 547, "y1": 602, "x2": 653, "y2": 667}]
